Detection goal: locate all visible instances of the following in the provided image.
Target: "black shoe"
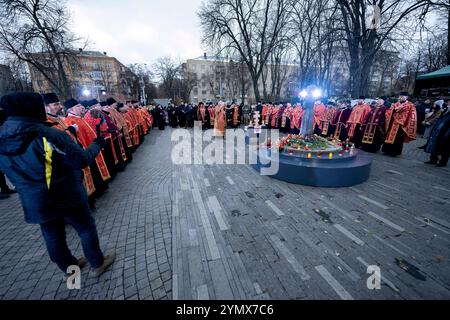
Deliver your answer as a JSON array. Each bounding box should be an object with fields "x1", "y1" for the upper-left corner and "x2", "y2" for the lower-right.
[
  {"x1": 1, "y1": 188, "x2": 17, "y2": 195},
  {"x1": 425, "y1": 160, "x2": 438, "y2": 165},
  {"x1": 436, "y1": 162, "x2": 447, "y2": 167},
  {"x1": 0, "y1": 193, "x2": 10, "y2": 200}
]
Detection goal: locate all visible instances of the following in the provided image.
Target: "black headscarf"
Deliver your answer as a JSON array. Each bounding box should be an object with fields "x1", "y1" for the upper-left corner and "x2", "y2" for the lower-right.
[{"x1": 0, "y1": 92, "x2": 47, "y2": 121}]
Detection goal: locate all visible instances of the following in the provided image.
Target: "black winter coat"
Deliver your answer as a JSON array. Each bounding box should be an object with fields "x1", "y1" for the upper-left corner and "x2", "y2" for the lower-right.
[
  {"x1": 425, "y1": 111, "x2": 450, "y2": 155},
  {"x1": 0, "y1": 117, "x2": 101, "y2": 224}
]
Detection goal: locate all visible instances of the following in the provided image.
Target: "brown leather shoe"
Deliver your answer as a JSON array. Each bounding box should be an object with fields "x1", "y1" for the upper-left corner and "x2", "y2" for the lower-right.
[
  {"x1": 78, "y1": 257, "x2": 87, "y2": 269},
  {"x1": 90, "y1": 251, "x2": 116, "y2": 277}
]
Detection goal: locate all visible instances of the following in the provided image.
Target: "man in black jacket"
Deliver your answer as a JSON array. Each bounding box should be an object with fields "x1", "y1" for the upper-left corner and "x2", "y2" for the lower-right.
[
  {"x1": 425, "y1": 103, "x2": 450, "y2": 167},
  {"x1": 0, "y1": 92, "x2": 115, "y2": 277}
]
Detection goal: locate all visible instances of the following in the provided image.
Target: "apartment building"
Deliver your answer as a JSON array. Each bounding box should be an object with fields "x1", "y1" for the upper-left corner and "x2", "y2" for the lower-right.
[{"x1": 28, "y1": 50, "x2": 139, "y2": 101}]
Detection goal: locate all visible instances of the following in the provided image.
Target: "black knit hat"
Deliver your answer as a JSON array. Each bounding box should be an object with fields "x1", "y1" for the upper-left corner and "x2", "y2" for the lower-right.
[
  {"x1": 106, "y1": 97, "x2": 117, "y2": 106},
  {"x1": 42, "y1": 92, "x2": 59, "y2": 105},
  {"x1": 0, "y1": 92, "x2": 47, "y2": 121},
  {"x1": 64, "y1": 98, "x2": 79, "y2": 110}
]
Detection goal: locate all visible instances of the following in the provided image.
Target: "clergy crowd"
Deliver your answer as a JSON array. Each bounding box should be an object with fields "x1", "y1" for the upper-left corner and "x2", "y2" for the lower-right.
[
  {"x1": 252, "y1": 95, "x2": 418, "y2": 158},
  {"x1": 253, "y1": 94, "x2": 448, "y2": 166},
  {"x1": 145, "y1": 93, "x2": 449, "y2": 167},
  {"x1": 41, "y1": 94, "x2": 153, "y2": 208}
]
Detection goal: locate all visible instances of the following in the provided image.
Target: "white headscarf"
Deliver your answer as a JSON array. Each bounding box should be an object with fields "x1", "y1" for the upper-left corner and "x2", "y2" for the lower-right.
[{"x1": 434, "y1": 100, "x2": 444, "y2": 109}]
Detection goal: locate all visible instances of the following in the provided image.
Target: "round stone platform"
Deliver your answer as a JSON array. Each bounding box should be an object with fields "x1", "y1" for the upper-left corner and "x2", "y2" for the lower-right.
[{"x1": 245, "y1": 129, "x2": 373, "y2": 187}]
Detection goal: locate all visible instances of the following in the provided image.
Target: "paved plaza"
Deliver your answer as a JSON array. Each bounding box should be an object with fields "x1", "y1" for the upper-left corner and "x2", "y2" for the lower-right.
[{"x1": 0, "y1": 128, "x2": 449, "y2": 300}]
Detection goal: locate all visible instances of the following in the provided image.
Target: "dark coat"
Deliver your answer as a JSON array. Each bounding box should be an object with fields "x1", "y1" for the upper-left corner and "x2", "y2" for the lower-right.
[
  {"x1": 425, "y1": 110, "x2": 450, "y2": 155},
  {"x1": 0, "y1": 117, "x2": 101, "y2": 224}
]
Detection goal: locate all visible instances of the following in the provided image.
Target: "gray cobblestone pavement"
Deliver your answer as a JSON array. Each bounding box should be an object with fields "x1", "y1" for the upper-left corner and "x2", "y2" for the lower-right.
[{"x1": 0, "y1": 129, "x2": 449, "y2": 300}]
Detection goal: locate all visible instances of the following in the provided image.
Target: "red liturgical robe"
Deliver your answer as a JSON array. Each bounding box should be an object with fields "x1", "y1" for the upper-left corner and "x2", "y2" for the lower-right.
[
  {"x1": 347, "y1": 103, "x2": 371, "y2": 138},
  {"x1": 64, "y1": 114, "x2": 111, "y2": 181},
  {"x1": 385, "y1": 102, "x2": 417, "y2": 144},
  {"x1": 313, "y1": 103, "x2": 326, "y2": 129}
]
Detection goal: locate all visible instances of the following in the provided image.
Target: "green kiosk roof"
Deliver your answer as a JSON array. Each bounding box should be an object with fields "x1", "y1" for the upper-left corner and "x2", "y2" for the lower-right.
[{"x1": 416, "y1": 65, "x2": 450, "y2": 80}]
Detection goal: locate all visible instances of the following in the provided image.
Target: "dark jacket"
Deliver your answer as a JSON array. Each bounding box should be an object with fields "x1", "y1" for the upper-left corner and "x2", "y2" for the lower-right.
[
  {"x1": 425, "y1": 110, "x2": 450, "y2": 155},
  {"x1": 0, "y1": 116, "x2": 101, "y2": 224}
]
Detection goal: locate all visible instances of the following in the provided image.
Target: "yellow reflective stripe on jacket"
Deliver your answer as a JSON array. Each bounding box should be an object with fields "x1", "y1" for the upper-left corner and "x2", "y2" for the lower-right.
[{"x1": 43, "y1": 137, "x2": 53, "y2": 189}]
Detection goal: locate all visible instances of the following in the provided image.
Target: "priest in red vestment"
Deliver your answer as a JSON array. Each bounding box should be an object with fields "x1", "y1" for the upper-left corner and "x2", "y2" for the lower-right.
[
  {"x1": 214, "y1": 102, "x2": 226, "y2": 137},
  {"x1": 333, "y1": 100, "x2": 353, "y2": 142},
  {"x1": 290, "y1": 104, "x2": 303, "y2": 134},
  {"x1": 270, "y1": 105, "x2": 281, "y2": 129},
  {"x1": 382, "y1": 93, "x2": 417, "y2": 156},
  {"x1": 347, "y1": 97, "x2": 371, "y2": 147},
  {"x1": 320, "y1": 102, "x2": 338, "y2": 137},
  {"x1": 63, "y1": 99, "x2": 111, "y2": 183},
  {"x1": 313, "y1": 101, "x2": 326, "y2": 135},
  {"x1": 361, "y1": 99, "x2": 387, "y2": 153}
]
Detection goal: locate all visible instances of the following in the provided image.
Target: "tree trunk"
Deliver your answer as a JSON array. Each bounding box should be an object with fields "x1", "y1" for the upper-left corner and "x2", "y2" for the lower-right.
[
  {"x1": 350, "y1": 51, "x2": 360, "y2": 97},
  {"x1": 447, "y1": 5, "x2": 450, "y2": 65},
  {"x1": 251, "y1": 74, "x2": 261, "y2": 102}
]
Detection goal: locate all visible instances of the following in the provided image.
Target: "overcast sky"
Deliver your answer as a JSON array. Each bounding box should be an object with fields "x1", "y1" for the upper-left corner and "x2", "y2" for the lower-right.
[{"x1": 68, "y1": 0, "x2": 205, "y2": 66}]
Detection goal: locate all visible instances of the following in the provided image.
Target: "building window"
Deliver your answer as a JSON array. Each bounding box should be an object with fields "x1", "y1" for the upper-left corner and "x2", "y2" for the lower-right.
[{"x1": 91, "y1": 71, "x2": 103, "y2": 79}]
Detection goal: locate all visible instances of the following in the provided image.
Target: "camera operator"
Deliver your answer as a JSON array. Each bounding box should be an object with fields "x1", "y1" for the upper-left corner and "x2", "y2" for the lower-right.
[{"x1": 0, "y1": 92, "x2": 115, "y2": 277}]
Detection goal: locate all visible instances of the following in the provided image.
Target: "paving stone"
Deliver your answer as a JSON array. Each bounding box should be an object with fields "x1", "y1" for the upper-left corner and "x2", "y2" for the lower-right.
[{"x1": 0, "y1": 131, "x2": 448, "y2": 300}]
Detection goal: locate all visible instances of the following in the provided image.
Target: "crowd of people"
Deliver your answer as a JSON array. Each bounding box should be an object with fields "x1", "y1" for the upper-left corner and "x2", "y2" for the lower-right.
[
  {"x1": 0, "y1": 91, "x2": 153, "y2": 276},
  {"x1": 1, "y1": 94, "x2": 153, "y2": 204},
  {"x1": 145, "y1": 92, "x2": 449, "y2": 167},
  {"x1": 254, "y1": 93, "x2": 448, "y2": 166},
  {"x1": 0, "y1": 89, "x2": 448, "y2": 277}
]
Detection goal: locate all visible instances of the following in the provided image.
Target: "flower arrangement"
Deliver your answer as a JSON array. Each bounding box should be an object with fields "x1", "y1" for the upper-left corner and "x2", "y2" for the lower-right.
[{"x1": 277, "y1": 134, "x2": 334, "y2": 152}]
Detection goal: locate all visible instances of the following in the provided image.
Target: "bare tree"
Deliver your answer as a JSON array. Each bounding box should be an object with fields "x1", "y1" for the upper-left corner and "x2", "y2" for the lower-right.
[
  {"x1": 262, "y1": 43, "x2": 292, "y2": 101},
  {"x1": 97, "y1": 64, "x2": 117, "y2": 96},
  {"x1": 335, "y1": 0, "x2": 440, "y2": 97},
  {"x1": 153, "y1": 57, "x2": 181, "y2": 100},
  {"x1": 2, "y1": 56, "x2": 33, "y2": 91},
  {"x1": 421, "y1": 32, "x2": 448, "y2": 72},
  {"x1": 128, "y1": 63, "x2": 157, "y2": 102},
  {"x1": 178, "y1": 65, "x2": 198, "y2": 102},
  {"x1": 0, "y1": 0, "x2": 84, "y2": 99},
  {"x1": 199, "y1": 0, "x2": 289, "y2": 101}
]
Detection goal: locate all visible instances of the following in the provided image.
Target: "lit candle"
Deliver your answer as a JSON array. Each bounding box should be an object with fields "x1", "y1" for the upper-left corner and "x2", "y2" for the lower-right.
[
  {"x1": 305, "y1": 145, "x2": 309, "y2": 151},
  {"x1": 329, "y1": 152, "x2": 333, "y2": 159},
  {"x1": 307, "y1": 153, "x2": 312, "y2": 158}
]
